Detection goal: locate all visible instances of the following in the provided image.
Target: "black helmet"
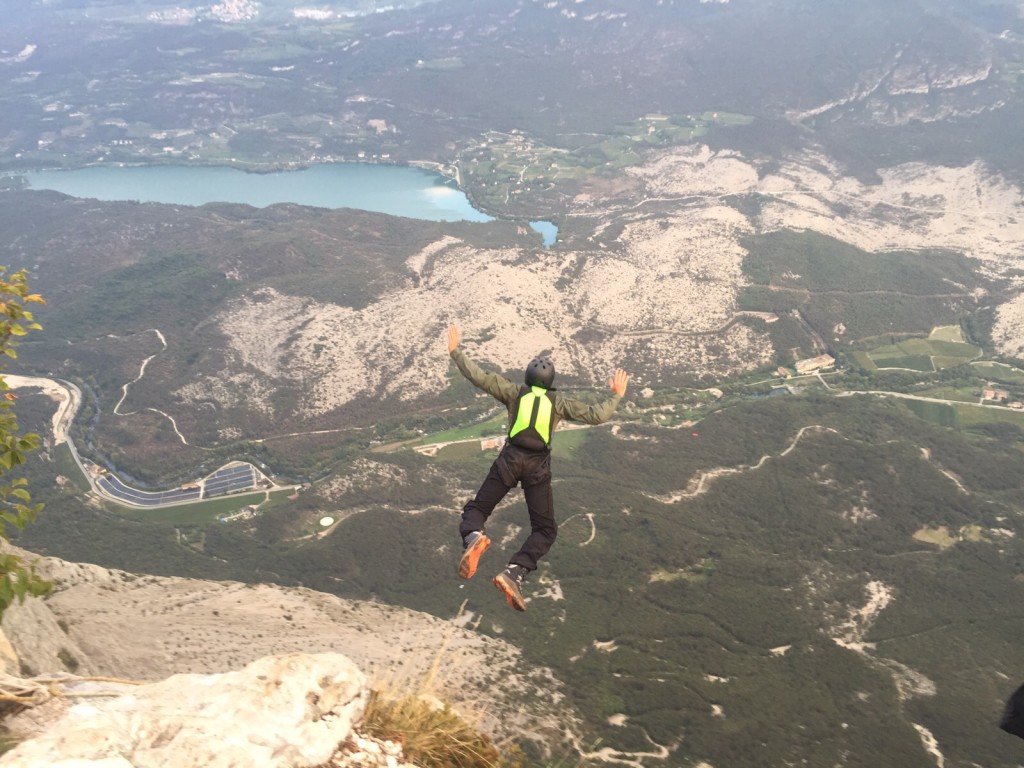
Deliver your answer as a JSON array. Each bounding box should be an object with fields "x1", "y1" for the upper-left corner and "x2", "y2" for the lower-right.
[{"x1": 525, "y1": 356, "x2": 555, "y2": 389}]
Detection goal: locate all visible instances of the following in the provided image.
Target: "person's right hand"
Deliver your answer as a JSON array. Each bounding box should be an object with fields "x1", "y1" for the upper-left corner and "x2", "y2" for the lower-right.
[
  {"x1": 609, "y1": 368, "x2": 630, "y2": 396},
  {"x1": 447, "y1": 324, "x2": 461, "y2": 353}
]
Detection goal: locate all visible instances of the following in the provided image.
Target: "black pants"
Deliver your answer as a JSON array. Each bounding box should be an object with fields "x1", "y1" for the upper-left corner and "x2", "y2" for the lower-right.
[{"x1": 460, "y1": 443, "x2": 555, "y2": 572}]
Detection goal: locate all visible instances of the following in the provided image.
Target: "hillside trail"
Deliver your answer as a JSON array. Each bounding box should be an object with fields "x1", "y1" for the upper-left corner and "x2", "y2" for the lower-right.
[
  {"x1": 567, "y1": 727, "x2": 673, "y2": 768},
  {"x1": 3, "y1": 374, "x2": 80, "y2": 445},
  {"x1": 646, "y1": 424, "x2": 841, "y2": 503},
  {"x1": 110, "y1": 328, "x2": 191, "y2": 446},
  {"x1": 107, "y1": 327, "x2": 370, "y2": 448},
  {"x1": 829, "y1": 579, "x2": 945, "y2": 767}
]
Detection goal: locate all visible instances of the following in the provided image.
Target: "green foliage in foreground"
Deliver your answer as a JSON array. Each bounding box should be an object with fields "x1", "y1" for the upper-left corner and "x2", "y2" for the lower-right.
[{"x1": 0, "y1": 268, "x2": 50, "y2": 617}]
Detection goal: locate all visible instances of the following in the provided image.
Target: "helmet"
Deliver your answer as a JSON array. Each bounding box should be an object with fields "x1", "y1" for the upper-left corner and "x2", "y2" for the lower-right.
[{"x1": 525, "y1": 356, "x2": 555, "y2": 389}]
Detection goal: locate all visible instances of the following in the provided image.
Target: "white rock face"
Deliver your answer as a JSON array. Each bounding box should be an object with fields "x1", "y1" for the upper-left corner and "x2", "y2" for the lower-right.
[
  {"x1": 992, "y1": 292, "x2": 1024, "y2": 357},
  {"x1": 0, "y1": 575, "x2": 92, "y2": 679},
  {"x1": 0, "y1": 653, "x2": 367, "y2": 768},
  {"x1": 0, "y1": 547, "x2": 576, "y2": 750}
]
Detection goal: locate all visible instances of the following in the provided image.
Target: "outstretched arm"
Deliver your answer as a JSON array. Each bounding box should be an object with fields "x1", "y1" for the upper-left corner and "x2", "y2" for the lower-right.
[
  {"x1": 555, "y1": 368, "x2": 630, "y2": 425},
  {"x1": 446, "y1": 324, "x2": 519, "y2": 405}
]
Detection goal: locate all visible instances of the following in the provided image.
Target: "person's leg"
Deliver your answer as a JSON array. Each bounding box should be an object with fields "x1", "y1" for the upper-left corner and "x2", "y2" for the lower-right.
[
  {"x1": 509, "y1": 455, "x2": 556, "y2": 572},
  {"x1": 493, "y1": 563, "x2": 529, "y2": 611},
  {"x1": 495, "y1": 473, "x2": 552, "y2": 612},
  {"x1": 459, "y1": 460, "x2": 514, "y2": 540},
  {"x1": 459, "y1": 458, "x2": 515, "y2": 579}
]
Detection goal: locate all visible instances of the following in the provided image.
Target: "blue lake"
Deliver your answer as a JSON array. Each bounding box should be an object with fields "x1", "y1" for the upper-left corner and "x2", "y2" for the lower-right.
[
  {"x1": 23, "y1": 163, "x2": 495, "y2": 223},
  {"x1": 22, "y1": 163, "x2": 559, "y2": 244},
  {"x1": 529, "y1": 220, "x2": 558, "y2": 247}
]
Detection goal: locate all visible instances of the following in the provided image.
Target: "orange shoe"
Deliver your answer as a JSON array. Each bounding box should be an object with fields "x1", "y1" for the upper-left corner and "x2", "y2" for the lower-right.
[
  {"x1": 493, "y1": 565, "x2": 528, "y2": 612},
  {"x1": 458, "y1": 531, "x2": 491, "y2": 579}
]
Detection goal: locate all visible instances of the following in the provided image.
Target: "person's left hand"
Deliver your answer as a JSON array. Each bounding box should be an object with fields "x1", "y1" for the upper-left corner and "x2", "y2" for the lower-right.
[{"x1": 447, "y1": 324, "x2": 461, "y2": 353}]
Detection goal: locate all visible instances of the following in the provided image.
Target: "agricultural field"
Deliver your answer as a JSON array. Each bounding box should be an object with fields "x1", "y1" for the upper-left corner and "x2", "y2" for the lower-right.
[
  {"x1": 849, "y1": 350, "x2": 878, "y2": 371},
  {"x1": 912, "y1": 386, "x2": 981, "y2": 404},
  {"x1": 550, "y1": 426, "x2": 590, "y2": 459},
  {"x1": 971, "y1": 361, "x2": 1024, "y2": 386},
  {"x1": 929, "y1": 325, "x2": 968, "y2": 342},
  {"x1": 901, "y1": 399, "x2": 1024, "y2": 430},
  {"x1": 410, "y1": 419, "x2": 591, "y2": 461},
  {"x1": 54, "y1": 444, "x2": 92, "y2": 493},
  {"x1": 410, "y1": 412, "x2": 507, "y2": 447},
  {"x1": 107, "y1": 490, "x2": 286, "y2": 525},
  {"x1": 913, "y1": 524, "x2": 986, "y2": 549},
  {"x1": 429, "y1": 441, "x2": 489, "y2": 462},
  {"x1": 865, "y1": 326, "x2": 981, "y2": 371}
]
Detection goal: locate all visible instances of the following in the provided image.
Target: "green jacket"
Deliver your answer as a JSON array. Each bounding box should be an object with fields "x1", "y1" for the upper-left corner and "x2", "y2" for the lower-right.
[{"x1": 450, "y1": 347, "x2": 622, "y2": 437}]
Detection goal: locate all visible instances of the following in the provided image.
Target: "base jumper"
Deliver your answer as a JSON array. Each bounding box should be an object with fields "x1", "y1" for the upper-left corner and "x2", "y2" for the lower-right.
[{"x1": 447, "y1": 324, "x2": 629, "y2": 611}]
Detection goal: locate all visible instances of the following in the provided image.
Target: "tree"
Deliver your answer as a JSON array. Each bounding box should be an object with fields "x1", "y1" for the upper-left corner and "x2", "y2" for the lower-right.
[{"x1": 0, "y1": 268, "x2": 50, "y2": 617}]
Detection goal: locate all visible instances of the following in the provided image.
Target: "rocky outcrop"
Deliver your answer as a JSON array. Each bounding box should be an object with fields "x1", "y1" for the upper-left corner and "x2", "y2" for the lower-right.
[
  {"x1": 0, "y1": 582, "x2": 92, "y2": 680},
  {"x1": 0, "y1": 652, "x2": 419, "y2": 768},
  {"x1": 0, "y1": 548, "x2": 578, "y2": 754}
]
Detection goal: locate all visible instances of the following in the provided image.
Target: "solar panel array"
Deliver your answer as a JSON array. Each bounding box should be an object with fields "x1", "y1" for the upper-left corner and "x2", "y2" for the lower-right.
[
  {"x1": 95, "y1": 463, "x2": 260, "y2": 508},
  {"x1": 97, "y1": 474, "x2": 202, "y2": 507},
  {"x1": 202, "y1": 464, "x2": 258, "y2": 499}
]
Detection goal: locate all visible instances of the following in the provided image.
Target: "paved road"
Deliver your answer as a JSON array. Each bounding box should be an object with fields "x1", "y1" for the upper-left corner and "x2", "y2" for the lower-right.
[
  {"x1": 839, "y1": 389, "x2": 1023, "y2": 410},
  {"x1": 6, "y1": 374, "x2": 280, "y2": 510}
]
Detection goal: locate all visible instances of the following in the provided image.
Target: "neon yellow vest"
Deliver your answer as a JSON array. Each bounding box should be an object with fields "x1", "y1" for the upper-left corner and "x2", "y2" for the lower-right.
[{"x1": 509, "y1": 385, "x2": 553, "y2": 446}]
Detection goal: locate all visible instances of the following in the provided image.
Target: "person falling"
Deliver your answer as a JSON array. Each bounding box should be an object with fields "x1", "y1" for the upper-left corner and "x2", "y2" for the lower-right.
[{"x1": 447, "y1": 324, "x2": 629, "y2": 611}]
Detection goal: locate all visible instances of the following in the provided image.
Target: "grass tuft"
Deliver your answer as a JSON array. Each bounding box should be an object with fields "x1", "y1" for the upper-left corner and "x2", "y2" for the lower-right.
[{"x1": 361, "y1": 689, "x2": 508, "y2": 768}]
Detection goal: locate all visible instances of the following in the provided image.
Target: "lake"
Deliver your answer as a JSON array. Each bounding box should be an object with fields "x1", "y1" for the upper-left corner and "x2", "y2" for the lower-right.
[
  {"x1": 23, "y1": 163, "x2": 494, "y2": 222},
  {"x1": 22, "y1": 163, "x2": 558, "y2": 244},
  {"x1": 529, "y1": 220, "x2": 558, "y2": 247}
]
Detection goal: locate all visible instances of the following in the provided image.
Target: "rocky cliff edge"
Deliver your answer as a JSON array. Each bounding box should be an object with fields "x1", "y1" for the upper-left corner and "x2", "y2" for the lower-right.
[{"x1": 0, "y1": 547, "x2": 578, "y2": 765}]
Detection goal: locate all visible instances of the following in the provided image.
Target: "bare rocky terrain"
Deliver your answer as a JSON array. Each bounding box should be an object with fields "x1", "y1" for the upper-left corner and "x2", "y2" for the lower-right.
[
  {"x1": 2, "y1": 547, "x2": 577, "y2": 748},
  {"x1": 185, "y1": 146, "x2": 1024, "y2": 423}
]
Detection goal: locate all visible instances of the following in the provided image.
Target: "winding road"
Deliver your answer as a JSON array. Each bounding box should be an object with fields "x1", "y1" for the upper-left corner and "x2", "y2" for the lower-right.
[{"x1": 6, "y1": 373, "x2": 292, "y2": 510}]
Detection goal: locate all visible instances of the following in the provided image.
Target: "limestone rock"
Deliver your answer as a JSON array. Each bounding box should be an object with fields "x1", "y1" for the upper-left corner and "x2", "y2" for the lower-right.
[
  {"x1": 0, "y1": 548, "x2": 577, "y2": 753},
  {"x1": 0, "y1": 629, "x2": 20, "y2": 677},
  {"x1": 0, "y1": 653, "x2": 367, "y2": 768},
  {"x1": 4, "y1": 546, "x2": 575, "y2": 747},
  {"x1": 1, "y1": 579, "x2": 93, "y2": 679},
  {"x1": 331, "y1": 734, "x2": 420, "y2": 768}
]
